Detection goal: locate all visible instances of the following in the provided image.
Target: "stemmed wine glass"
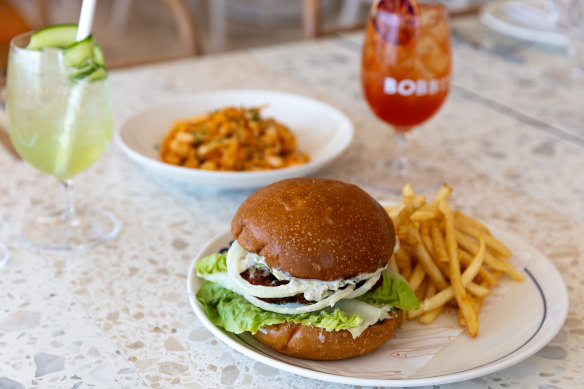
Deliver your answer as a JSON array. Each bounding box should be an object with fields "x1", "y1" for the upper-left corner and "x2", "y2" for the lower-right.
[
  {"x1": 547, "y1": 0, "x2": 584, "y2": 80},
  {"x1": 0, "y1": 241, "x2": 8, "y2": 268},
  {"x1": 5, "y1": 30, "x2": 119, "y2": 250},
  {"x1": 360, "y1": 0, "x2": 452, "y2": 192}
]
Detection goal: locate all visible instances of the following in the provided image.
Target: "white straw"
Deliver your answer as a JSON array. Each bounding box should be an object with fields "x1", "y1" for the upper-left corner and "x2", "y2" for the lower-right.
[
  {"x1": 56, "y1": 0, "x2": 97, "y2": 177},
  {"x1": 76, "y1": 0, "x2": 97, "y2": 41}
]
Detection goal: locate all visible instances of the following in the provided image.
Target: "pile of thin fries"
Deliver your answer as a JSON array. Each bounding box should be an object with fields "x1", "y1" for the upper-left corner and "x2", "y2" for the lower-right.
[
  {"x1": 385, "y1": 184, "x2": 524, "y2": 337},
  {"x1": 160, "y1": 106, "x2": 309, "y2": 171}
]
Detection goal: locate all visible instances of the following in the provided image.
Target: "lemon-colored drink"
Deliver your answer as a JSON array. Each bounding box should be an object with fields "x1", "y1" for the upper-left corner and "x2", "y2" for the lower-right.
[
  {"x1": 5, "y1": 26, "x2": 119, "y2": 251},
  {"x1": 6, "y1": 40, "x2": 113, "y2": 182}
]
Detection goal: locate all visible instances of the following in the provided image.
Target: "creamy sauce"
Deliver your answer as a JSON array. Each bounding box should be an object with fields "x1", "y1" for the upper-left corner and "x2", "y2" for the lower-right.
[
  {"x1": 198, "y1": 242, "x2": 398, "y2": 337},
  {"x1": 334, "y1": 300, "x2": 395, "y2": 338},
  {"x1": 235, "y1": 241, "x2": 387, "y2": 302}
]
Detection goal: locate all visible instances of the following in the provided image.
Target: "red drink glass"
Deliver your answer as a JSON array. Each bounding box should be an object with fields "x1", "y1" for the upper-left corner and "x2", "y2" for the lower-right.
[{"x1": 361, "y1": 0, "x2": 451, "y2": 192}]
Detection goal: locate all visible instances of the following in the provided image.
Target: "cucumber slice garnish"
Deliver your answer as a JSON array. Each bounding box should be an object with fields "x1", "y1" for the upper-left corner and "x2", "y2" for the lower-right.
[
  {"x1": 27, "y1": 24, "x2": 78, "y2": 50},
  {"x1": 70, "y1": 60, "x2": 107, "y2": 82},
  {"x1": 93, "y1": 45, "x2": 105, "y2": 66},
  {"x1": 27, "y1": 24, "x2": 107, "y2": 82},
  {"x1": 88, "y1": 67, "x2": 107, "y2": 81},
  {"x1": 63, "y1": 35, "x2": 95, "y2": 67}
]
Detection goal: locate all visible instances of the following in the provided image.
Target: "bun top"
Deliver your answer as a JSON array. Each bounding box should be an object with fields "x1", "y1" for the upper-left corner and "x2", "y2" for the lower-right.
[{"x1": 231, "y1": 177, "x2": 396, "y2": 281}]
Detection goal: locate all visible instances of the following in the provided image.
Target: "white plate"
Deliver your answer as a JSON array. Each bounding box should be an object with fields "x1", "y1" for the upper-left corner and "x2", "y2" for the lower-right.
[
  {"x1": 115, "y1": 90, "x2": 353, "y2": 189},
  {"x1": 186, "y1": 228, "x2": 568, "y2": 387},
  {"x1": 480, "y1": 0, "x2": 568, "y2": 47}
]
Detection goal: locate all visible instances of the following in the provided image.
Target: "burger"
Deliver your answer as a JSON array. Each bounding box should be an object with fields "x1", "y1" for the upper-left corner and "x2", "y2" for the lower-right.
[{"x1": 195, "y1": 177, "x2": 419, "y2": 360}]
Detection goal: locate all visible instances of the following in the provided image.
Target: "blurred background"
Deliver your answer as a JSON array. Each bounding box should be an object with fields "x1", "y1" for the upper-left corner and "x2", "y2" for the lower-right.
[
  {"x1": 0, "y1": 0, "x2": 378, "y2": 71},
  {"x1": 3, "y1": 0, "x2": 576, "y2": 83}
]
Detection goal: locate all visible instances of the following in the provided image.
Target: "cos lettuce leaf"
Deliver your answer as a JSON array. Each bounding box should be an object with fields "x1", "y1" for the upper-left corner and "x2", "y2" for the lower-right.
[
  {"x1": 194, "y1": 252, "x2": 419, "y2": 334},
  {"x1": 357, "y1": 269, "x2": 420, "y2": 310},
  {"x1": 196, "y1": 253, "x2": 227, "y2": 275},
  {"x1": 196, "y1": 281, "x2": 362, "y2": 334}
]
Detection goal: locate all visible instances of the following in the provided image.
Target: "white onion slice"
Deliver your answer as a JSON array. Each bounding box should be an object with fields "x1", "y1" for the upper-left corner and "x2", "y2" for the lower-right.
[
  {"x1": 334, "y1": 300, "x2": 395, "y2": 338},
  {"x1": 226, "y1": 241, "x2": 387, "y2": 300},
  {"x1": 226, "y1": 242, "x2": 309, "y2": 298},
  {"x1": 345, "y1": 273, "x2": 382, "y2": 299},
  {"x1": 240, "y1": 284, "x2": 356, "y2": 314},
  {"x1": 394, "y1": 236, "x2": 400, "y2": 254}
]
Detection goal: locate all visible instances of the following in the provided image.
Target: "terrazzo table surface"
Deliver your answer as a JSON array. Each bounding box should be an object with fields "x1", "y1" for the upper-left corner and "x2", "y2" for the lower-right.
[{"x1": 1, "y1": 17, "x2": 583, "y2": 389}]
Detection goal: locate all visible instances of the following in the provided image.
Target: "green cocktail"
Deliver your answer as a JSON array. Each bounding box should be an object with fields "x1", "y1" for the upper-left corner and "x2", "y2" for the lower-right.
[
  {"x1": 5, "y1": 26, "x2": 119, "y2": 250},
  {"x1": 7, "y1": 62, "x2": 113, "y2": 181}
]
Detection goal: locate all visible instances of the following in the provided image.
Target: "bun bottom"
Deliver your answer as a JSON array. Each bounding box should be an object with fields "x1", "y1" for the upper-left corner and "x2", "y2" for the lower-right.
[{"x1": 253, "y1": 310, "x2": 402, "y2": 360}]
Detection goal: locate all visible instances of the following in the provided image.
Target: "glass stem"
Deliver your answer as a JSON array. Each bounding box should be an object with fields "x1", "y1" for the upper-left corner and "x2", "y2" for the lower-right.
[
  {"x1": 567, "y1": 34, "x2": 584, "y2": 78},
  {"x1": 60, "y1": 179, "x2": 77, "y2": 225},
  {"x1": 394, "y1": 128, "x2": 411, "y2": 177}
]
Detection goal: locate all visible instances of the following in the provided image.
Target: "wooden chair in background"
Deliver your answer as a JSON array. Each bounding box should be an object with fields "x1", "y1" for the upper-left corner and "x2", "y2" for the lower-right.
[
  {"x1": 105, "y1": 0, "x2": 199, "y2": 68},
  {"x1": 302, "y1": 0, "x2": 320, "y2": 38},
  {"x1": 302, "y1": 0, "x2": 371, "y2": 39},
  {"x1": 4, "y1": 0, "x2": 199, "y2": 70}
]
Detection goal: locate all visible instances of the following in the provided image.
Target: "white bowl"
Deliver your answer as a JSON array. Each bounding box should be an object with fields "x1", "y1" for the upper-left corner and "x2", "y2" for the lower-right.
[{"x1": 115, "y1": 89, "x2": 354, "y2": 189}]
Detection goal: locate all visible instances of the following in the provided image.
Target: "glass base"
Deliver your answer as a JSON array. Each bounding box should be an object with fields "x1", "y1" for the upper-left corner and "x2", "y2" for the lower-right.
[
  {"x1": 22, "y1": 208, "x2": 120, "y2": 251},
  {"x1": 0, "y1": 241, "x2": 9, "y2": 269},
  {"x1": 358, "y1": 158, "x2": 443, "y2": 196}
]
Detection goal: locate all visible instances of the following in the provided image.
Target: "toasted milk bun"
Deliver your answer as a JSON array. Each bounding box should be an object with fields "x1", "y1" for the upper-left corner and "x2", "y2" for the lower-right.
[
  {"x1": 231, "y1": 177, "x2": 396, "y2": 281},
  {"x1": 234, "y1": 178, "x2": 400, "y2": 360},
  {"x1": 254, "y1": 311, "x2": 402, "y2": 360}
]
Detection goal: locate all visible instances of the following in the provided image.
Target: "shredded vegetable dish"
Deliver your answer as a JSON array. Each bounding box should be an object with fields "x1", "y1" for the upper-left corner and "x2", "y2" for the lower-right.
[{"x1": 160, "y1": 106, "x2": 309, "y2": 171}]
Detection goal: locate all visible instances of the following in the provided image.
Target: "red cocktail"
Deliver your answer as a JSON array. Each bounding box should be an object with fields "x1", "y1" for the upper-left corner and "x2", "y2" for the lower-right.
[{"x1": 361, "y1": 0, "x2": 451, "y2": 190}]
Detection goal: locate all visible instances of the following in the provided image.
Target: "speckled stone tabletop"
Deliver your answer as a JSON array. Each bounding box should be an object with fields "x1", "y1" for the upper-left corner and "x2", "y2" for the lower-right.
[{"x1": 0, "y1": 15, "x2": 583, "y2": 389}]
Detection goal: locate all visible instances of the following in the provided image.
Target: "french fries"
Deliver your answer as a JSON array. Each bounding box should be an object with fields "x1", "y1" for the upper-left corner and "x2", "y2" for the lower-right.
[{"x1": 386, "y1": 184, "x2": 523, "y2": 337}]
